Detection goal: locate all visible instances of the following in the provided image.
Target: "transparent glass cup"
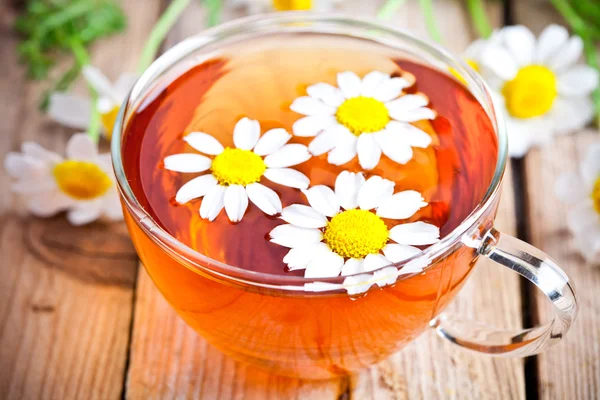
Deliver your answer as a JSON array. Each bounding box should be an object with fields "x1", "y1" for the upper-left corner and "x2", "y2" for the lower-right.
[{"x1": 112, "y1": 14, "x2": 577, "y2": 379}]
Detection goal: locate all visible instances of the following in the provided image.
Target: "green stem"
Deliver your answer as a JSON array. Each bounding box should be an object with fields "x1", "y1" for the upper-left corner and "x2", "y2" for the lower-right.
[
  {"x1": 69, "y1": 38, "x2": 101, "y2": 143},
  {"x1": 137, "y1": 0, "x2": 192, "y2": 73},
  {"x1": 204, "y1": 0, "x2": 222, "y2": 27},
  {"x1": 418, "y1": 0, "x2": 442, "y2": 43},
  {"x1": 377, "y1": 0, "x2": 407, "y2": 20},
  {"x1": 551, "y1": 0, "x2": 600, "y2": 39},
  {"x1": 572, "y1": 0, "x2": 600, "y2": 28},
  {"x1": 466, "y1": 0, "x2": 493, "y2": 39},
  {"x1": 582, "y1": 36, "x2": 600, "y2": 127},
  {"x1": 37, "y1": 0, "x2": 98, "y2": 37}
]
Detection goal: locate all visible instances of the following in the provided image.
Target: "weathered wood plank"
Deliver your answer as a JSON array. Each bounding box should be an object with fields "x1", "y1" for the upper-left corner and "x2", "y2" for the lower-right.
[
  {"x1": 126, "y1": 1, "x2": 524, "y2": 399},
  {"x1": 514, "y1": 0, "x2": 600, "y2": 398},
  {"x1": 0, "y1": 1, "x2": 160, "y2": 399}
]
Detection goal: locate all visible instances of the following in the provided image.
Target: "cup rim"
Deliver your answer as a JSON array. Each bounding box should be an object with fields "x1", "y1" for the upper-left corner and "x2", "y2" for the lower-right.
[{"x1": 111, "y1": 12, "x2": 508, "y2": 290}]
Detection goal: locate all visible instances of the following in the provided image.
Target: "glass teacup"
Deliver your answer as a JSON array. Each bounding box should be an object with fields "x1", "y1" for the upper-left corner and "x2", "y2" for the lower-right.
[{"x1": 112, "y1": 14, "x2": 577, "y2": 379}]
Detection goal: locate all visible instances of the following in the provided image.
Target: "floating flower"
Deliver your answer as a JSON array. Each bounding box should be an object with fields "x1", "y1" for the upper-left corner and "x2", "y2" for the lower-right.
[
  {"x1": 164, "y1": 118, "x2": 311, "y2": 223},
  {"x1": 470, "y1": 25, "x2": 599, "y2": 157},
  {"x1": 290, "y1": 71, "x2": 435, "y2": 170},
  {"x1": 269, "y1": 171, "x2": 440, "y2": 290},
  {"x1": 555, "y1": 142, "x2": 600, "y2": 265},
  {"x1": 48, "y1": 65, "x2": 137, "y2": 140},
  {"x1": 3, "y1": 134, "x2": 122, "y2": 226},
  {"x1": 231, "y1": 0, "x2": 338, "y2": 13}
]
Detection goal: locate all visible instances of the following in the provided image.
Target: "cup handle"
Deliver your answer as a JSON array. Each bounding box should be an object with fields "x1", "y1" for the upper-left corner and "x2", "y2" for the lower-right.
[{"x1": 429, "y1": 227, "x2": 578, "y2": 356}]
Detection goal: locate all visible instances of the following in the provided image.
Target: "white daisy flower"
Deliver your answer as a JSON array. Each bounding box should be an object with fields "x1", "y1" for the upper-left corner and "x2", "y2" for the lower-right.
[
  {"x1": 230, "y1": 0, "x2": 339, "y2": 13},
  {"x1": 472, "y1": 24, "x2": 599, "y2": 157},
  {"x1": 3, "y1": 133, "x2": 122, "y2": 226},
  {"x1": 164, "y1": 117, "x2": 311, "y2": 223},
  {"x1": 269, "y1": 171, "x2": 440, "y2": 293},
  {"x1": 555, "y1": 142, "x2": 600, "y2": 265},
  {"x1": 290, "y1": 70, "x2": 435, "y2": 170},
  {"x1": 48, "y1": 65, "x2": 137, "y2": 140}
]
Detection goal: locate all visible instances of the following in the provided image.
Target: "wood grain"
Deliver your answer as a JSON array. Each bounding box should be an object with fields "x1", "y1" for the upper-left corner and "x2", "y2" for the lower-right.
[
  {"x1": 126, "y1": 1, "x2": 525, "y2": 399},
  {"x1": 514, "y1": 0, "x2": 600, "y2": 398},
  {"x1": 0, "y1": 1, "x2": 160, "y2": 399}
]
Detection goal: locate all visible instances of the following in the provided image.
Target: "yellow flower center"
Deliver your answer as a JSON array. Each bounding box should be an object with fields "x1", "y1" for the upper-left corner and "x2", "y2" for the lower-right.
[
  {"x1": 336, "y1": 96, "x2": 390, "y2": 136},
  {"x1": 592, "y1": 176, "x2": 600, "y2": 215},
  {"x1": 211, "y1": 148, "x2": 266, "y2": 186},
  {"x1": 53, "y1": 160, "x2": 112, "y2": 200},
  {"x1": 273, "y1": 0, "x2": 311, "y2": 10},
  {"x1": 323, "y1": 209, "x2": 389, "y2": 259},
  {"x1": 501, "y1": 65, "x2": 558, "y2": 119},
  {"x1": 100, "y1": 106, "x2": 120, "y2": 140}
]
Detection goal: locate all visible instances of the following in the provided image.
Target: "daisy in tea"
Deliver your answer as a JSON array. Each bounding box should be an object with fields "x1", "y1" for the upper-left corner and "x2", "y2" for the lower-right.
[
  {"x1": 269, "y1": 171, "x2": 440, "y2": 279},
  {"x1": 4, "y1": 134, "x2": 122, "y2": 226},
  {"x1": 555, "y1": 142, "x2": 600, "y2": 265},
  {"x1": 469, "y1": 25, "x2": 599, "y2": 157},
  {"x1": 164, "y1": 117, "x2": 311, "y2": 222},
  {"x1": 290, "y1": 70, "x2": 435, "y2": 170},
  {"x1": 48, "y1": 65, "x2": 137, "y2": 139}
]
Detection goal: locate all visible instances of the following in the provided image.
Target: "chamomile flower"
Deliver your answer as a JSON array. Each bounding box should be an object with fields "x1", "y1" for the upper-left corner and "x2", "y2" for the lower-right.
[
  {"x1": 555, "y1": 142, "x2": 600, "y2": 265},
  {"x1": 269, "y1": 171, "x2": 440, "y2": 284},
  {"x1": 290, "y1": 71, "x2": 435, "y2": 170},
  {"x1": 230, "y1": 0, "x2": 338, "y2": 13},
  {"x1": 164, "y1": 118, "x2": 311, "y2": 223},
  {"x1": 472, "y1": 25, "x2": 599, "y2": 157},
  {"x1": 48, "y1": 65, "x2": 137, "y2": 140},
  {"x1": 3, "y1": 134, "x2": 122, "y2": 226}
]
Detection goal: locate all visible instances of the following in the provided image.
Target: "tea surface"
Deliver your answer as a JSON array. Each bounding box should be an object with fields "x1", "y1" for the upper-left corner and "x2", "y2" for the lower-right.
[{"x1": 123, "y1": 35, "x2": 497, "y2": 277}]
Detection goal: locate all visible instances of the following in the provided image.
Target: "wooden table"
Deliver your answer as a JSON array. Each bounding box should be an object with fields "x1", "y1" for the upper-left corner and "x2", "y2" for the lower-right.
[{"x1": 1, "y1": 0, "x2": 599, "y2": 398}]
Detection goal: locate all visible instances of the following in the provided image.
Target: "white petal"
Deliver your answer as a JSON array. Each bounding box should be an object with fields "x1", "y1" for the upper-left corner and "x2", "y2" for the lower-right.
[
  {"x1": 389, "y1": 222, "x2": 440, "y2": 245},
  {"x1": 264, "y1": 144, "x2": 311, "y2": 168},
  {"x1": 567, "y1": 201, "x2": 599, "y2": 233},
  {"x1": 66, "y1": 133, "x2": 98, "y2": 160},
  {"x1": 343, "y1": 274, "x2": 374, "y2": 295},
  {"x1": 269, "y1": 224, "x2": 323, "y2": 248},
  {"x1": 558, "y1": 65, "x2": 599, "y2": 96},
  {"x1": 580, "y1": 143, "x2": 600, "y2": 187},
  {"x1": 372, "y1": 77, "x2": 410, "y2": 102},
  {"x1": 335, "y1": 171, "x2": 365, "y2": 210},
  {"x1": 374, "y1": 130, "x2": 414, "y2": 165},
  {"x1": 82, "y1": 65, "x2": 120, "y2": 102},
  {"x1": 548, "y1": 36, "x2": 584, "y2": 73},
  {"x1": 290, "y1": 96, "x2": 335, "y2": 116},
  {"x1": 357, "y1": 175, "x2": 395, "y2": 210},
  {"x1": 302, "y1": 185, "x2": 340, "y2": 217},
  {"x1": 502, "y1": 25, "x2": 536, "y2": 67},
  {"x1": 383, "y1": 243, "x2": 422, "y2": 263},
  {"x1": 67, "y1": 202, "x2": 103, "y2": 226},
  {"x1": 364, "y1": 253, "x2": 391, "y2": 272},
  {"x1": 26, "y1": 191, "x2": 72, "y2": 217},
  {"x1": 361, "y1": 71, "x2": 389, "y2": 97},
  {"x1": 550, "y1": 97, "x2": 595, "y2": 134},
  {"x1": 280, "y1": 204, "x2": 328, "y2": 228},
  {"x1": 101, "y1": 189, "x2": 123, "y2": 221},
  {"x1": 4, "y1": 153, "x2": 47, "y2": 179},
  {"x1": 573, "y1": 227, "x2": 600, "y2": 264},
  {"x1": 47, "y1": 93, "x2": 92, "y2": 130},
  {"x1": 21, "y1": 142, "x2": 62, "y2": 163},
  {"x1": 390, "y1": 107, "x2": 436, "y2": 123},
  {"x1": 386, "y1": 95, "x2": 428, "y2": 114},
  {"x1": 357, "y1": 134, "x2": 381, "y2": 170},
  {"x1": 175, "y1": 174, "x2": 218, "y2": 204},
  {"x1": 373, "y1": 266, "x2": 400, "y2": 287},
  {"x1": 114, "y1": 73, "x2": 138, "y2": 98},
  {"x1": 341, "y1": 258, "x2": 365, "y2": 276},
  {"x1": 253, "y1": 128, "x2": 291, "y2": 156},
  {"x1": 284, "y1": 243, "x2": 331, "y2": 270},
  {"x1": 480, "y1": 45, "x2": 519, "y2": 80},
  {"x1": 224, "y1": 185, "x2": 248, "y2": 222},
  {"x1": 184, "y1": 132, "x2": 224, "y2": 155},
  {"x1": 304, "y1": 282, "x2": 344, "y2": 292},
  {"x1": 292, "y1": 115, "x2": 337, "y2": 137},
  {"x1": 337, "y1": 71, "x2": 362, "y2": 98},
  {"x1": 163, "y1": 154, "x2": 211, "y2": 173},
  {"x1": 307, "y1": 83, "x2": 345, "y2": 107},
  {"x1": 327, "y1": 138, "x2": 358, "y2": 166},
  {"x1": 386, "y1": 121, "x2": 432, "y2": 148},
  {"x1": 263, "y1": 168, "x2": 310, "y2": 189},
  {"x1": 376, "y1": 190, "x2": 428, "y2": 219},
  {"x1": 246, "y1": 183, "x2": 282, "y2": 215},
  {"x1": 12, "y1": 178, "x2": 56, "y2": 195},
  {"x1": 308, "y1": 125, "x2": 349, "y2": 156},
  {"x1": 233, "y1": 117, "x2": 260, "y2": 150},
  {"x1": 535, "y1": 24, "x2": 569, "y2": 64},
  {"x1": 504, "y1": 116, "x2": 553, "y2": 157},
  {"x1": 464, "y1": 38, "x2": 486, "y2": 59},
  {"x1": 554, "y1": 172, "x2": 587, "y2": 204},
  {"x1": 304, "y1": 251, "x2": 344, "y2": 279},
  {"x1": 199, "y1": 185, "x2": 226, "y2": 221}
]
